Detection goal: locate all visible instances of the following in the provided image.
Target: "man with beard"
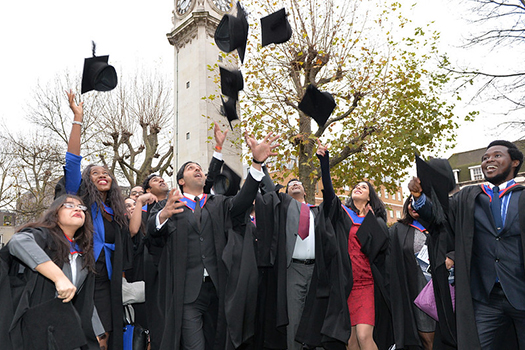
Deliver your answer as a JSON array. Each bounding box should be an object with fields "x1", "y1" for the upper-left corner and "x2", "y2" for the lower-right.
[{"x1": 408, "y1": 140, "x2": 525, "y2": 349}]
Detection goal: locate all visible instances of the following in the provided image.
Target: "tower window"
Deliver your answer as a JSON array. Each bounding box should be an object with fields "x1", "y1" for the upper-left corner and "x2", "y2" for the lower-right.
[
  {"x1": 186, "y1": 81, "x2": 190, "y2": 89},
  {"x1": 186, "y1": 132, "x2": 190, "y2": 140}
]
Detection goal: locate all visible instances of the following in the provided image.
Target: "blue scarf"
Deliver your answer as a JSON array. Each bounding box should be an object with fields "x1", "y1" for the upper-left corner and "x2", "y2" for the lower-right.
[
  {"x1": 179, "y1": 194, "x2": 208, "y2": 211},
  {"x1": 91, "y1": 202, "x2": 116, "y2": 279},
  {"x1": 342, "y1": 205, "x2": 365, "y2": 225}
]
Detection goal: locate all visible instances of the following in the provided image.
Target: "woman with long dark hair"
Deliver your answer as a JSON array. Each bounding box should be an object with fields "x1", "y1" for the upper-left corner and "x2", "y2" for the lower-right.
[
  {"x1": 59, "y1": 90, "x2": 132, "y2": 349},
  {"x1": 0, "y1": 195, "x2": 101, "y2": 349},
  {"x1": 316, "y1": 140, "x2": 391, "y2": 350}
]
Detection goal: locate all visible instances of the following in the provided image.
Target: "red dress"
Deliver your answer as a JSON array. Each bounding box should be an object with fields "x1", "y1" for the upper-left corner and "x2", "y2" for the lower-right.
[{"x1": 347, "y1": 223, "x2": 375, "y2": 326}]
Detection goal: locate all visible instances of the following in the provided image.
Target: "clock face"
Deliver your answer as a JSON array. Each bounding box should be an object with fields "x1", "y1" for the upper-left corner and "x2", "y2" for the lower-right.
[
  {"x1": 211, "y1": 0, "x2": 233, "y2": 13},
  {"x1": 176, "y1": 0, "x2": 194, "y2": 16}
]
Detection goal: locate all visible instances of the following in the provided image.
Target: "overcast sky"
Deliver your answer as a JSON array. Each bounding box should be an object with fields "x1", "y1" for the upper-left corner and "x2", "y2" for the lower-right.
[{"x1": 0, "y1": 0, "x2": 520, "y2": 159}]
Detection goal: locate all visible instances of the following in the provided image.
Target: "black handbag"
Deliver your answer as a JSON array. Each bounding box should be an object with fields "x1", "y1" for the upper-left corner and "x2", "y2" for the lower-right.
[{"x1": 123, "y1": 304, "x2": 149, "y2": 350}]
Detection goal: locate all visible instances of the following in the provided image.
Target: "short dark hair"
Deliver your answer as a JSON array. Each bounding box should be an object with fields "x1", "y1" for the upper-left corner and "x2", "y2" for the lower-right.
[
  {"x1": 486, "y1": 140, "x2": 524, "y2": 177},
  {"x1": 285, "y1": 178, "x2": 300, "y2": 194},
  {"x1": 142, "y1": 174, "x2": 158, "y2": 192},
  {"x1": 176, "y1": 161, "x2": 201, "y2": 191}
]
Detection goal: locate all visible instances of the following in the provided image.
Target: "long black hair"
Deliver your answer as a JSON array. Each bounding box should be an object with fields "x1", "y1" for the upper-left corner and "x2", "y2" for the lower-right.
[
  {"x1": 345, "y1": 180, "x2": 387, "y2": 222},
  {"x1": 18, "y1": 194, "x2": 95, "y2": 271},
  {"x1": 398, "y1": 195, "x2": 414, "y2": 226},
  {"x1": 81, "y1": 164, "x2": 128, "y2": 229}
]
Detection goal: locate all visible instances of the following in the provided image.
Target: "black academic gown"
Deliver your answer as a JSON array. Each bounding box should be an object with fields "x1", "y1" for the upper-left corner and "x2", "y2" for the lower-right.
[
  {"x1": 0, "y1": 227, "x2": 99, "y2": 350},
  {"x1": 146, "y1": 172, "x2": 260, "y2": 350},
  {"x1": 253, "y1": 153, "x2": 352, "y2": 349},
  {"x1": 388, "y1": 222, "x2": 431, "y2": 349},
  {"x1": 417, "y1": 185, "x2": 525, "y2": 350},
  {"x1": 316, "y1": 152, "x2": 393, "y2": 350}
]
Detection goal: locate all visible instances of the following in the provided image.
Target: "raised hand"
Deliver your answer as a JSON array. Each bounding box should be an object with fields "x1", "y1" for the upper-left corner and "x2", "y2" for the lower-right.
[
  {"x1": 214, "y1": 122, "x2": 228, "y2": 150},
  {"x1": 137, "y1": 193, "x2": 158, "y2": 207},
  {"x1": 316, "y1": 138, "x2": 328, "y2": 157},
  {"x1": 408, "y1": 177, "x2": 423, "y2": 199},
  {"x1": 66, "y1": 89, "x2": 83, "y2": 119},
  {"x1": 158, "y1": 188, "x2": 186, "y2": 224},
  {"x1": 245, "y1": 131, "x2": 280, "y2": 166}
]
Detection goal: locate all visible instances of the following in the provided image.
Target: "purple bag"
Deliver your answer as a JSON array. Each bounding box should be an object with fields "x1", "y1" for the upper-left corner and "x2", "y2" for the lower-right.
[{"x1": 413, "y1": 279, "x2": 455, "y2": 321}]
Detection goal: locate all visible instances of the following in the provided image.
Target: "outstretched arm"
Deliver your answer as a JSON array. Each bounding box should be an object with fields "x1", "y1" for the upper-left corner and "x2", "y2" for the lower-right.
[
  {"x1": 204, "y1": 123, "x2": 226, "y2": 194},
  {"x1": 316, "y1": 139, "x2": 335, "y2": 210},
  {"x1": 64, "y1": 90, "x2": 83, "y2": 194},
  {"x1": 66, "y1": 90, "x2": 83, "y2": 156}
]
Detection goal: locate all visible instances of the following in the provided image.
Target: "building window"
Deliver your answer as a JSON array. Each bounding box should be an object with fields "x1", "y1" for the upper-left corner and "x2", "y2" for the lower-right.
[
  {"x1": 389, "y1": 210, "x2": 394, "y2": 218},
  {"x1": 3, "y1": 215, "x2": 12, "y2": 226},
  {"x1": 469, "y1": 165, "x2": 483, "y2": 181},
  {"x1": 384, "y1": 191, "x2": 389, "y2": 199},
  {"x1": 186, "y1": 132, "x2": 190, "y2": 140},
  {"x1": 396, "y1": 210, "x2": 401, "y2": 219},
  {"x1": 218, "y1": 55, "x2": 223, "y2": 62},
  {"x1": 397, "y1": 192, "x2": 401, "y2": 201},
  {"x1": 453, "y1": 169, "x2": 460, "y2": 184},
  {"x1": 186, "y1": 81, "x2": 190, "y2": 89},
  {"x1": 378, "y1": 190, "x2": 381, "y2": 198}
]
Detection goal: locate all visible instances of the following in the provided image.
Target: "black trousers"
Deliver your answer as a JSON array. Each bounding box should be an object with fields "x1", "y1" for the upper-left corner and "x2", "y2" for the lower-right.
[
  {"x1": 181, "y1": 278, "x2": 219, "y2": 350},
  {"x1": 473, "y1": 283, "x2": 525, "y2": 350}
]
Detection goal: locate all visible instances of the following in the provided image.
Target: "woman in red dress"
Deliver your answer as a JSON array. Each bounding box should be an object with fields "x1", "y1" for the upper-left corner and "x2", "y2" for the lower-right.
[
  {"x1": 316, "y1": 140, "x2": 389, "y2": 349},
  {"x1": 343, "y1": 181, "x2": 387, "y2": 350}
]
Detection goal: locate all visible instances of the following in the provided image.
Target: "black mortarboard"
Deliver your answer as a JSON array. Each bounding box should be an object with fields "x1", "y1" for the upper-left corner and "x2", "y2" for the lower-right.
[
  {"x1": 22, "y1": 298, "x2": 87, "y2": 349},
  {"x1": 214, "y1": 163, "x2": 241, "y2": 196},
  {"x1": 81, "y1": 55, "x2": 118, "y2": 94},
  {"x1": 220, "y1": 67, "x2": 244, "y2": 100},
  {"x1": 220, "y1": 96, "x2": 239, "y2": 130},
  {"x1": 214, "y1": 2, "x2": 249, "y2": 63},
  {"x1": 298, "y1": 84, "x2": 336, "y2": 127},
  {"x1": 415, "y1": 155, "x2": 455, "y2": 211},
  {"x1": 260, "y1": 8, "x2": 292, "y2": 47},
  {"x1": 355, "y1": 211, "x2": 388, "y2": 262}
]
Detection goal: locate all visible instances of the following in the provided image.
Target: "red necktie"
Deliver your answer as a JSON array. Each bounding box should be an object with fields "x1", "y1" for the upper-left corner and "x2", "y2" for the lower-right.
[{"x1": 298, "y1": 203, "x2": 310, "y2": 240}]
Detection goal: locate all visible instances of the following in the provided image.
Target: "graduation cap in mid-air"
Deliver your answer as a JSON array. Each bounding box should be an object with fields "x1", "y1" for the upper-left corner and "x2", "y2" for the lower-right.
[
  {"x1": 22, "y1": 298, "x2": 87, "y2": 349},
  {"x1": 81, "y1": 41, "x2": 118, "y2": 94},
  {"x1": 214, "y1": 163, "x2": 242, "y2": 196},
  {"x1": 415, "y1": 154, "x2": 456, "y2": 212},
  {"x1": 214, "y1": 2, "x2": 249, "y2": 63},
  {"x1": 220, "y1": 95, "x2": 239, "y2": 130},
  {"x1": 260, "y1": 8, "x2": 293, "y2": 47},
  {"x1": 298, "y1": 84, "x2": 336, "y2": 127},
  {"x1": 220, "y1": 66, "x2": 244, "y2": 101}
]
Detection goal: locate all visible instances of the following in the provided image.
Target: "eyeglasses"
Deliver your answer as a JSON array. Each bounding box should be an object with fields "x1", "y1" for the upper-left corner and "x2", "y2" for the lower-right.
[
  {"x1": 62, "y1": 203, "x2": 88, "y2": 211},
  {"x1": 130, "y1": 191, "x2": 144, "y2": 196}
]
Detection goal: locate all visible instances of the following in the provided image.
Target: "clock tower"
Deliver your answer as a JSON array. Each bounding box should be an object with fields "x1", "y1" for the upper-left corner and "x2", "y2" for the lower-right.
[{"x1": 167, "y1": 0, "x2": 243, "y2": 178}]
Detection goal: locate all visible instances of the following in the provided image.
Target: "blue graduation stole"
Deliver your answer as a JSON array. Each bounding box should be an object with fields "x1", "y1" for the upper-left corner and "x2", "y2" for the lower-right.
[
  {"x1": 64, "y1": 234, "x2": 82, "y2": 255},
  {"x1": 179, "y1": 194, "x2": 208, "y2": 211},
  {"x1": 142, "y1": 204, "x2": 148, "y2": 212},
  {"x1": 342, "y1": 205, "x2": 365, "y2": 225},
  {"x1": 410, "y1": 220, "x2": 426, "y2": 232},
  {"x1": 92, "y1": 203, "x2": 116, "y2": 280}
]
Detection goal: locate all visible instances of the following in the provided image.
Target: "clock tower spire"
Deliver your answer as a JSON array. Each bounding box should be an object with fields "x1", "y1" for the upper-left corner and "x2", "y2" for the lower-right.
[{"x1": 167, "y1": 0, "x2": 242, "y2": 178}]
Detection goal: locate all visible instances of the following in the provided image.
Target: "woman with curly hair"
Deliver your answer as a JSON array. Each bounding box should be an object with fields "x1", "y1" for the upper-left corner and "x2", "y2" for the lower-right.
[
  {"x1": 0, "y1": 195, "x2": 101, "y2": 349},
  {"x1": 58, "y1": 90, "x2": 132, "y2": 349}
]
